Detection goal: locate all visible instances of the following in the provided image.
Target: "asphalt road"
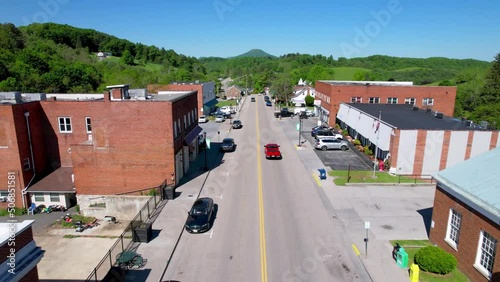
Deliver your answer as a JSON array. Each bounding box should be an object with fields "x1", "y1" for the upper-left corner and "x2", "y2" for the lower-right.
[{"x1": 163, "y1": 96, "x2": 369, "y2": 282}]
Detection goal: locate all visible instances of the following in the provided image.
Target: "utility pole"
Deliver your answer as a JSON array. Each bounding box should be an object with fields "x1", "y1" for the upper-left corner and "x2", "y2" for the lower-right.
[{"x1": 372, "y1": 111, "x2": 381, "y2": 178}]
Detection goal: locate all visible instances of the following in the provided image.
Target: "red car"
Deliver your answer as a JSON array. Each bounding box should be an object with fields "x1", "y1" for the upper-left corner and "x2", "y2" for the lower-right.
[{"x1": 264, "y1": 143, "x2": 282, "y2": 159}]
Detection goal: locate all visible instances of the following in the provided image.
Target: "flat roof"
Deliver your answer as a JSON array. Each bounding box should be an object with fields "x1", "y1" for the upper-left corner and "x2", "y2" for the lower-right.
[
  {"x1": 153, "y1": 91, "x2": 196, "y2": 102},
  {"x1": 319, "y1": 80, "x2": 414, "y2": 86},
  {"x1": 28, "y1": 167, "x2": 75, "y2": 193},
  {"x1": 346, "y1": 103, "x2": 486, "y2": 130},
  {"x1": 434, "y1": 147, "x2": 500, "y2": 225},
  {"x1": 0, "y1": 220, "x2": 35, "y2": 246}
]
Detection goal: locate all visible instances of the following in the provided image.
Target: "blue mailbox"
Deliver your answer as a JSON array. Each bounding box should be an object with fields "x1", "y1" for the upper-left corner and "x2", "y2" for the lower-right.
[{"x1": 318, "y1": 168, "x2": 327, "y2": 180}]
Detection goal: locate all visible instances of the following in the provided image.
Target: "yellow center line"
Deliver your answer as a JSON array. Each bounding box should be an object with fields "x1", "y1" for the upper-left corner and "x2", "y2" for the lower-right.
[{"x1": 256, "y1": 101, "x2": 268, "y2": 282}]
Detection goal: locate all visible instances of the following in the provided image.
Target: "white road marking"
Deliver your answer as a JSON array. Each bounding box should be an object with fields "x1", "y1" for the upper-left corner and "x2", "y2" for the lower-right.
[{"x1": 209, "y1": 229, "x2": 214, "y2": 239}]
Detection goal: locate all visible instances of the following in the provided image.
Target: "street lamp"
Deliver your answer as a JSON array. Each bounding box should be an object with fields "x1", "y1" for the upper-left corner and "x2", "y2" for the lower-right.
[
  {"x1": 297, "y1": 115, "x2": 304, "y2": 146},
  {"x1": 203, "y1": 131, "x2": 208, "y2": 171}
]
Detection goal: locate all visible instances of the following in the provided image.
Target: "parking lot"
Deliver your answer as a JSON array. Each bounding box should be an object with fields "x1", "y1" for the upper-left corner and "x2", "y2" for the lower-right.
[{"x1": 290, "y1": 116, "x2": 373, "y2": 171}]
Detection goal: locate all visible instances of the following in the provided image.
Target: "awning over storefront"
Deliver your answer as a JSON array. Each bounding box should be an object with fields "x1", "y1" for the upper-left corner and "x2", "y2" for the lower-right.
[
  {"x1": 184, "y1": 125, "x2": 203, "y2": 145},
  {"x1": 204, "y1": 99, "x2": 218, "y2": 107}
]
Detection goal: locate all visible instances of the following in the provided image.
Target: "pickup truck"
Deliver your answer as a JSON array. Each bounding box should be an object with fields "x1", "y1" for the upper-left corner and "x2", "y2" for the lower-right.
[
  {"x1": 264, "y1": 143, "x2": 282, "y2": 159},
  {"x1": 274, "y1": 108, "x2": 293, "y2": 118}
]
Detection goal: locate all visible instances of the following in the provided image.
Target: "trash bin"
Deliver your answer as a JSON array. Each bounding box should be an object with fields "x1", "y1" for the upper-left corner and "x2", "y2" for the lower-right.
[
  {"x1": 164, "y1": 186, "x2": 176, "y2": 200},
  {"x1": 318, "y1": 169, "x2": 327, "y2": 180},
  {"x1": 409, "y1": 263, "x2": 419, "y2": 282},
  {"x1": 133, "y1": 222, "x2": 152, "y2": 243}
]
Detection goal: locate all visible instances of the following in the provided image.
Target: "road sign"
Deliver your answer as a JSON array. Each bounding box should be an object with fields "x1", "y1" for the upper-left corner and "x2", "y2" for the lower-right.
[
  {"x1": 206, "y1": 138, "x2": 211, "y2": 149},
  {"x1": 296, "y1": 123, "x2": 300, "y2": 131},
  {"x1": 365, "y1": 221, "x2": 370, "y2": 229}
]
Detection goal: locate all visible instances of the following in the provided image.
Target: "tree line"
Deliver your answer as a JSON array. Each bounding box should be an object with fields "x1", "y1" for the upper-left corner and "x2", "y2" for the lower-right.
[{"x1": 0, "y1": 22, "x2": 498, "y2": 128}]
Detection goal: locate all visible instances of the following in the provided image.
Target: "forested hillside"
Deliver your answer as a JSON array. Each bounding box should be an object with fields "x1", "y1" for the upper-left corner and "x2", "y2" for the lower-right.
[{"x1": 0, "y1": 22, "x2": 498, "y2": 128}]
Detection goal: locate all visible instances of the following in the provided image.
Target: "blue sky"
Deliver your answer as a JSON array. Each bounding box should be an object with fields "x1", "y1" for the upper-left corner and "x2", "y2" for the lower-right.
[{"x1": 1, "y1": 0, "x2": 499, "y2": 61}]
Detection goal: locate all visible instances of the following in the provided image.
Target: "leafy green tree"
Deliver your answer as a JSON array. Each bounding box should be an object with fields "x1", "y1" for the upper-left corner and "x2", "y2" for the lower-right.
[
  {"x1": 120, "y1": 50, "x2": 135, "y2": 65},
  {"x1": 270, "y1": 74, "x2": 293, "y2": 106},
  {"x1": 304, "y1": 94, "x2": 314, "y2": 106}
]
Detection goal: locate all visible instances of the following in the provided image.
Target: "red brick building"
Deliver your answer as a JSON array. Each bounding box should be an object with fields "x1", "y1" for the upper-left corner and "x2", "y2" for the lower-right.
[
  {"x1": 0, "y1": 87, "x2": 201, "y2": 214},
  {"x1": 148, "y1": 81, "x2": 217, "y2": 116},
  {"x1": 0, "y1": 220, "x2": 44, "y2": 282},
  {"x1": 336, "y1": 103, "x2": 499, "y2": 177},
  {"x1": 315, "y1": 80, "x2": 457, "y2": 125},
  {"x1": 430, "y1": 148, "x2": 500, "y2": 281}
]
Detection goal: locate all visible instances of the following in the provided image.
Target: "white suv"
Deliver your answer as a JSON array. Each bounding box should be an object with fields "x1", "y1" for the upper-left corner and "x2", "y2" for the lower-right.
[{"x1": 314, "y1": 130, "x2": 343, "y2": 140}]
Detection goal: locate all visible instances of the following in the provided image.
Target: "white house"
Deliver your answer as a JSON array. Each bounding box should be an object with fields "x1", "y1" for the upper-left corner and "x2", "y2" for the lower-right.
[{"x1": 291, "y1": 86, "x2": 316, "y2": 105}]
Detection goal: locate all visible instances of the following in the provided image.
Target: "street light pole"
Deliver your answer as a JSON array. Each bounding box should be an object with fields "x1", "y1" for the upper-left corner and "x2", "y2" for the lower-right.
[{"x1": 298, "y1": 116, "x2": 303, "y2": 147}]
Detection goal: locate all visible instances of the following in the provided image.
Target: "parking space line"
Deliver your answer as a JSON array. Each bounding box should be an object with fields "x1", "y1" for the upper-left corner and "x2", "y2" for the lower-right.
[
  {"x1": 312, "y1": 173, "x2": 322, "y2": 187},
  {"x1": 209, "y1": 229, "x2": 214, "y2": 239},
  {"x1": 352, "y1": 244, "x2": 360, "y2": 256}
]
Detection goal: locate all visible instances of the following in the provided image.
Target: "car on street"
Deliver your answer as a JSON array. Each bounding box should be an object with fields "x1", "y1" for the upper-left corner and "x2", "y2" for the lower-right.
[
  {"x1": 264, "y1": 143, "x2": 282, "y2": 159},
  {"x1": 220, "y1": 138, "x2": 236, "y2": 152},
  {"x1": 185, "y1": 197, "x2": 214, "y2": 233},
  {"x1": 314, "y1": 138, "x2": 349, "y2": 151},
  {"x1": 215, "y1": 115, "x2": 225, "y2": 123},
  {"x1": 251, "y1": 97, "x2": 255, "y2": 102},
  {"x1": 266, "y1": 101, "x2": 272, "y2": 107},
  {"x1": 198, "y1": 115, "x2": 208, "y2": 123},
  {"x1": 232, "y1": 120, "x2": 242, "y2": 129}
]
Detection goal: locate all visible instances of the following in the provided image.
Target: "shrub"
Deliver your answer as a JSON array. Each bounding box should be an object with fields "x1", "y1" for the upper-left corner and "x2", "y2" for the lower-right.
[
  {"x1": 353, "y1": 139, "x2": 361, "y2": 146},
  {"x1": 75, "y1": 204, "x2": 80, "y2": 213},
  {"x1": 384, "y1": 159, "x2": 391, "y2": 170},
  {"x1": 364, "y1": 146, "x2": 373, "y2": 156},
  {"x1": 414, "y1": 246, "x2": 457, "y2": 274},
  {"x1": 342, "y1": 129, "x2": 348, "y2": 136}
]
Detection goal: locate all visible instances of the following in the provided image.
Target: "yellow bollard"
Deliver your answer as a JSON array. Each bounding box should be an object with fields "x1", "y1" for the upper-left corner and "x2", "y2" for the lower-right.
[{"x1": 409, "y1": 263, "x2": 419, "y2": 282}]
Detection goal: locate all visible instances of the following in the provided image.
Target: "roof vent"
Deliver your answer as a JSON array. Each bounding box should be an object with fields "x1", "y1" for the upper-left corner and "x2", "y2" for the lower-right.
[
  {"x1": 434, "y1": 112, "x2": 443, "y2": 119},
  {"x1": 465, "y1": 120, "x2": 473, "y2": 127},
  {"x1": 479, "y1": 121, "x2": 489, "y2": 129},
  {"x1": 411, "y1": 106, "x2": 419, "y2": 111},
  {"x1": 426, "y1": 108, "x2": 432, "y2": 114}
]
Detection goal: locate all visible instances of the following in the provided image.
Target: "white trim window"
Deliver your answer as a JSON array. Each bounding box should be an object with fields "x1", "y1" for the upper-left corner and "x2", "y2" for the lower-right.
[
  {"x1": 405, "y1": 98, "x2": 416, "y2": 105},
  {"x1": 49, "y1": 193, "x2": 59, "y2": 202},
  {"x1": 445, "y1": 209, "x2": 461, "y2": 250},
  {"x1": 369, "y1": 97, "x2": 380, "y2": 104},
  {"x1": 387, "y1": 97, "x2": 398, "y2": 104},
  {"x1": 85, "y1": 117, "x2": 92, "y2": 133},
  {"x1": 474, "y1": 231, "x2": 497, "y2": 279},
  {"x1": 351, "y1": 97, "x2": 362, "y2": 103},
  {"x1": 34, "y1": 193, "x2": 44, "y2": 202},
  {"x1": 423, "y1": 98, "x2": 434, "y2": 106},
  {"x1": 58, "y1": 117, "x2": 72, "y2": 133}
]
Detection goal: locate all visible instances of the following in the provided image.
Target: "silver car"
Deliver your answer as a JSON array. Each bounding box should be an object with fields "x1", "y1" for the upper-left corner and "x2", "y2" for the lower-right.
[
  {"x1": 215, "y1": 115, "x2": 225, "y2": 123},
  {"x1": 314, "y1": 138, "x2": 349, "y2": 151}
]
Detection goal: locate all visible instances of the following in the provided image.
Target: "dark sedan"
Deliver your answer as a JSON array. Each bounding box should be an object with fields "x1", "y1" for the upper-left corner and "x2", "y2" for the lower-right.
[
  {"x1": 185, "y1": 197, "x2": 214, "y2": 233},
  {"x1": 266, "y1": 101, "x2": 272, "y2": 107},
  {"x1": 220, "y1": 138, "x2": 236, "y2": 152},
  {"x1": 232, "y1": 120, "x2": 242, "y2": 129}
]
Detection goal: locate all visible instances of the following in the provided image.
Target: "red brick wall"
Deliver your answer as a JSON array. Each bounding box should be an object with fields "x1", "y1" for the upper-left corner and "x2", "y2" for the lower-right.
[
  {"x1": 439, "y1": 131, "x2": 452, "y2": 170},
  {"x1": 490, "y1": 131, "x2": 499, "y2": 150},
  {"x1": 149, "y1": 84, "x2": 202, "y2": 112},
  {"x1": 388, "y1": 129, "x2": 401, "y2": 169},
  {"x1": 225, "y1": 87, "x2": 241, "y2": 99},
  {"x1": 430, "y1": 187, "x2": 500, "y2": 282},
  {"x1": 412, "y1": 130, "x2": 427, "y2": 176},
  {"x1": 38, "y1": 92, "x2": 197, "y2": 195},
  {"x1": 315, "y1": 81, "x2": 457, "y2": 125}
]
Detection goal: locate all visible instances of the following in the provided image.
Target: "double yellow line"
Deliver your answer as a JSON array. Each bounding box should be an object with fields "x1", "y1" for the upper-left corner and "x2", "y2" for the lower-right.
[{"x1": 256, "y1": 101, "x2": 268, "y2": 282}]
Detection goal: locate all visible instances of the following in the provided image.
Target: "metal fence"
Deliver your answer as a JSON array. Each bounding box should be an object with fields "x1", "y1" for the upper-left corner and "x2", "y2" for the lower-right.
[{"x1": 85, "y1": 192, "x2": 163, "y2": 282}]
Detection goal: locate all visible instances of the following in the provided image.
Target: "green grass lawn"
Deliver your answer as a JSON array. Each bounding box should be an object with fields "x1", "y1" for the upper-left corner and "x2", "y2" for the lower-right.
[
  {"x1": 143, "y1": 62, "x2": 163, "y2": 72},
  {"x1": 329, "y1": 170, "x2": 427, "y2": 186},
  {"x1": 332, "y1": 67, "x2": 372, "y2": 80},
  {"x1": 390, "y1": 240, "x2": 470, "y2": 282},
  {"x1": 216, "y1": 100, "x2": 237, "y2": 107}
]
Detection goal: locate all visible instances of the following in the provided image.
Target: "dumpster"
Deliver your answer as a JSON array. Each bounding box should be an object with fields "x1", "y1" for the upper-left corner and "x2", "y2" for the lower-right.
[
  {"x1": 318, "y1": 169, "x2": 327, "y2": 180},
  {"x1": 396, "y1": 247, "x2": 408, "y2": 268}
]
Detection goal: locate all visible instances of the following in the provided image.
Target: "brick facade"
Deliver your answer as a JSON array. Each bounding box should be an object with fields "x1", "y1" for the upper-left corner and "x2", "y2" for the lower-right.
[
  {"x1": 1, "y1": 89, "x2": 198, "y2": 207},
  {"x1": 430, "y1": 187, "x2": 500, "y2": 282},
  {"x1": 315, "y1": 81, "x2": 457, "y2": 126},
  {"x1": 0, "y1": 226, "x2": 34, "y2": 260}
]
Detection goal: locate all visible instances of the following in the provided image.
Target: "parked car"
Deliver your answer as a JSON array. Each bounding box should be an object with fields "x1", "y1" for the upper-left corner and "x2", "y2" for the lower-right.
[
  {"x1": 220, "y1": 138, "x2": 236, "y2": 152},
  {"x1": 311, "y1": 125, "x2": 329, "y2": 132},
  {"x1": 314, "y1": 138, "x2": 349, "y2": 151},
  {"x1": 312, "y1": 129, "x2": 342, "y2": 140},
  {"x1": 215, "y1": 115, "x2": 225, "y2": 123},
  {"x1": 305, "y1": 110, "x2": 314, "y2": 117},
  {"x1": 198, "y1": 115, "x2": 208, "y2": 123},
  {"x1": 264, "y1": 143, "x2": 282, "y2": 159},
  {"x1": 185, "y1": 197, "x2": 215, "y2": 233},
  {"x1": 251, "y1": 97, "x2": 255, "y2": 102},
  {"x1": 266, "y1": 101, "x2": 272, "y2": 107},
  {"x1": 232, "y1": 120, "x2": 242, "y2": 129}
]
